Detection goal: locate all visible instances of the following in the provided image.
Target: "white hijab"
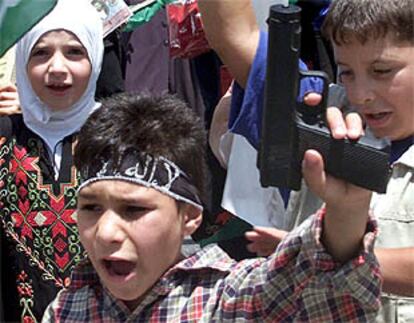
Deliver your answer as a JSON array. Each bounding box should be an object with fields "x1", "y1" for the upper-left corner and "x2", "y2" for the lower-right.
[{"x1": 15, "y1": 0, "x2": 104, "y2": 153}]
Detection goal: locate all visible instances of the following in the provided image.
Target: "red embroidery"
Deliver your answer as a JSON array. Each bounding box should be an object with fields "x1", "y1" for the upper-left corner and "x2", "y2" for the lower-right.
[
  {"x1": 2, "y1": 137, "x2": 84, "y2": 277},
  {"x1": 17, "y1": 271, "x2": 34, "y2": 298},
  {"x1": 0, "y1": 134, "x2": 84, "y2": 322},
  {"x1": 56, "y1": 252, "x2": 70, "y2": 269},
  {"x1": 10, "y1": 146, "x2": 37, "y2": 185},
  {"x1": 23, "y1": 316, "x2": 35, "y2": 323}
]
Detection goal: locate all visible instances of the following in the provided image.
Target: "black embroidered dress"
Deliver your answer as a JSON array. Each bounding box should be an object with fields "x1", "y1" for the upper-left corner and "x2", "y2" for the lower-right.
[{"x1": 0, "y1": 115, "x2": 85, "y2": 322}]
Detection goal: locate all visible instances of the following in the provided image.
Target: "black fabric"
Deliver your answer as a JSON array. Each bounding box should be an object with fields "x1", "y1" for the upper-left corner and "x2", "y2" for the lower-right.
[
  {"x1": 219, "y1": 236, "x2": 256, "y2": 261},
  {"x1": 193, "y1": 51, "x2": 222, "y2": 129},
  {"x1": 95, "y1": 30, "x2": 126, "y2": 100},
  {"x1": 1, "y1": 233, "x2": 20, "y2": 322},
  {"x1": 0, "y1": 114, "x2": 13, "y2": 138},
  {"x1": 191, "y1": 52, "x2": 226, "y2": 238},
  {"x1": 0, "y1": 115, "x2": 84, "y2": 322},
  {"x1": 297, "y1": 0, "x2": 336, "y2": 82}
]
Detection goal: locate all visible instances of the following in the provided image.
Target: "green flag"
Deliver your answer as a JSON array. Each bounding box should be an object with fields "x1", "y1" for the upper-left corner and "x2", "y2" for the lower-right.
[
  {"x1": 0, "y1": 0, "x2": 57, "y2": 57},
  {"x1": 124, "y1": 0, "x2": 175, "y2": 32}
]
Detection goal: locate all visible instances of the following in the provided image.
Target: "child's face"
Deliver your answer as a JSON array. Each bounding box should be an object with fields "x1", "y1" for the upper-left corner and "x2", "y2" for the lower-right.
[
  {"x1": 334, "y1": 35, "x2": 414, "y2": 140},
  {"x1": 27, "y1": 30, "x2": 91, "y2": 111},
  {"x1": 77, "y1": 180, "x2": 198, "y2": 310}
]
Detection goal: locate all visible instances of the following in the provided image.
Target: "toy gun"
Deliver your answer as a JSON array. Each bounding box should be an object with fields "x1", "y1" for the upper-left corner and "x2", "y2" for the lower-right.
[{"x1": 258, "y1": 4, "x2": 391, "y2": 193}]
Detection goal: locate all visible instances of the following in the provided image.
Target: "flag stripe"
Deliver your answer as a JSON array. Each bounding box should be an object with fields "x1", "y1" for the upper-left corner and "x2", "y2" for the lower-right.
[{"x1": 0, "y1": 0, "x2": 57, "y2": 57}]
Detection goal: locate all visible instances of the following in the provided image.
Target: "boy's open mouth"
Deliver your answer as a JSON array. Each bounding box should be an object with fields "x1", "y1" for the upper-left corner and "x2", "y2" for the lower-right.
[
  {"x1": 103, "y1": 259, "x2": 135, "y2": 277},
  {"x1": 365, "y1": 111, "x2": 391, "y2": 121},
  {"x1": 364, "y1": 112, "x2": 392, "y2": 125}
]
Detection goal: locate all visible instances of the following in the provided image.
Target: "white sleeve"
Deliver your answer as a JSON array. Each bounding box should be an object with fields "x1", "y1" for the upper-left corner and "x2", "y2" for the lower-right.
[{"x1": 221, "y1": 134, "x2": 286, "y2": 228}]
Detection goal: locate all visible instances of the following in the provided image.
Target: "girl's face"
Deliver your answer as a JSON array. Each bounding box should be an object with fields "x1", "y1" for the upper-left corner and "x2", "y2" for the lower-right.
[{"x1": 27, "y1": 30, "x2": 91, "y2": 111}]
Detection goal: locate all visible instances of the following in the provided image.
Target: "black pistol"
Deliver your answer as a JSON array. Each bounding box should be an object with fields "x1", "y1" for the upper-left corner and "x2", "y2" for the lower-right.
[{"x1": 258, "y1": 4, "x2": 391, "y2": 193}]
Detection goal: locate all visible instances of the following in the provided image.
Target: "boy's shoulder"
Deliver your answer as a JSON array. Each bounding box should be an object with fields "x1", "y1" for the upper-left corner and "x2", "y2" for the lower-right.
[{"x1": 175, "y1": 244, "x2": 240, "y2": 273}]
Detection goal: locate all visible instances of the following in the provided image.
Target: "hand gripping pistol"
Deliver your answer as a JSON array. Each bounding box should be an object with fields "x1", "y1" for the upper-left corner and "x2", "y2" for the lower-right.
[{"x1": 258, "y1": 4, "x2": 391, "y2": 193}]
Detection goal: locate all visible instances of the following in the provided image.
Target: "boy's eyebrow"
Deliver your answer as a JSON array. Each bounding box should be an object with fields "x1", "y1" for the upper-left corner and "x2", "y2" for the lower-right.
[
  {"x1": 78, "y1": 190, "x2": 154, "y2": 204},
  {"x1": 77, "y1": 191, "x2": 98, "y2": 200},
  {"x1": 370, "y1": 57, "x2": 399, "y2": 64},
  {"x1": 115, "y1": 191, "x2": 156, "y2": 205},
  {"x1": 337, "y1": 54, "x2": 398, "y2": 66},
  {"x1": 335, "y1": 59, "x2": 349, "y2": 66}
]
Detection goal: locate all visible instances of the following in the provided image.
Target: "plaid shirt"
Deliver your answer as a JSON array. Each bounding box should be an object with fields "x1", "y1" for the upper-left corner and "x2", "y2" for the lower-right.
[{"x1": 42, "y1": 209, "x2": 381, "y2": 322}]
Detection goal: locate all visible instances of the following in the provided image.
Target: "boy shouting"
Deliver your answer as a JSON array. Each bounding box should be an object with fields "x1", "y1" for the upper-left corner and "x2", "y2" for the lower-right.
[{"x1": 43, "y1": 93, "x2": 380, "y2": 321}]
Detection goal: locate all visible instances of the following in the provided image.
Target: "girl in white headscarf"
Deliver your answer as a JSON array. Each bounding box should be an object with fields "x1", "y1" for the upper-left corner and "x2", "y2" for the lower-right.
[{"x1": 0, "y1": 1, "x2": 103, "y2": 321}]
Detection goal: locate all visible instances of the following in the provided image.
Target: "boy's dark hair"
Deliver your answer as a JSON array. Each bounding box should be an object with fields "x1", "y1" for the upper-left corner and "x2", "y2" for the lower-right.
[
  {"x1": 322, "y1": 0, "x2": 414, "y2": 45},
  {"x1": 74, "y1": 92, "x2": 207, "y2": 202}
]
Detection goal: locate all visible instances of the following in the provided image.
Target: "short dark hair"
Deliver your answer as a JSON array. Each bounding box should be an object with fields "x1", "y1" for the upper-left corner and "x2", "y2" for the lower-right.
[
  {"x1": 74, "y1": 92, "x2": 207, "y2": 202},
  {"x1": 322, "y1": 0, "x2": 414, "y2": 45}
]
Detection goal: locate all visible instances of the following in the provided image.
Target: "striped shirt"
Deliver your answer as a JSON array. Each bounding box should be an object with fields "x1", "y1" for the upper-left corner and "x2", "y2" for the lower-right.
[{"x1": 42, "y1": 209, "x2": 381, "y2": 322}]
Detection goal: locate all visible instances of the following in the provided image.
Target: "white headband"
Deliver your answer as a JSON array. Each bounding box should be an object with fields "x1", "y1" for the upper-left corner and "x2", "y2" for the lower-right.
[{"x1": 78, "y1": 151, "x2": 203, "y2": 211}]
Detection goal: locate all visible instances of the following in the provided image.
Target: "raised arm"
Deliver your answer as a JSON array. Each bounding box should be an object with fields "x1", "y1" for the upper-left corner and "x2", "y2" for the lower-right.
[
  {"x1": 302, "y1": 107, "x2": 372, "y2": 263},
  {"x1": 303, "y1": 150, "x2": 372, "y2": 262},
  {"x1": 198, "y1": 0, "x2": 259, "y2": 87}
]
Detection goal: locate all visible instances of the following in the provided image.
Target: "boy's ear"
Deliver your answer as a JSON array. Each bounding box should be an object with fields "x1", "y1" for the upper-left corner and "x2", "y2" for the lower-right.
[{"x1": 181, "y1": 204, "x2": 203, "y2": 236}]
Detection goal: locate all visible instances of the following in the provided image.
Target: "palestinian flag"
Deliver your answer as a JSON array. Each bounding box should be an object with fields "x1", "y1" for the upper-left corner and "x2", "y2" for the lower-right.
[{"x1": 0, "y1": 0, "x2": 57, "y2": 57}]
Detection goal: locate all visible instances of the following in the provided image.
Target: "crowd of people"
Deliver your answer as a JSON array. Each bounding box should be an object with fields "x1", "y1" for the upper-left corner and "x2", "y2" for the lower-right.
[{"x1": 0, "y1": 0, "x2": 412, "y2": 322}]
